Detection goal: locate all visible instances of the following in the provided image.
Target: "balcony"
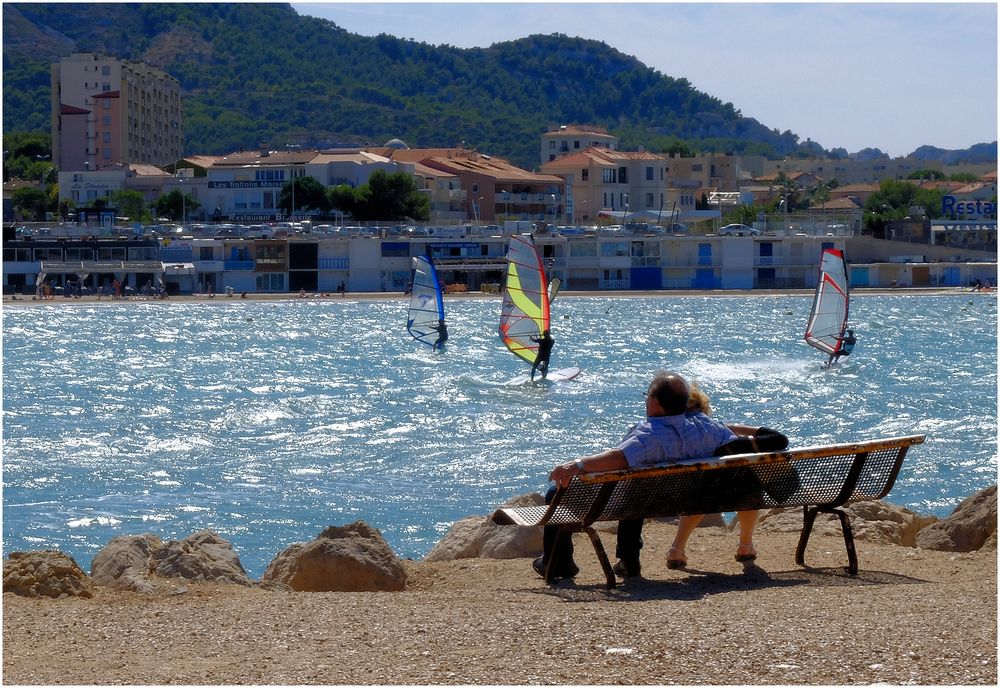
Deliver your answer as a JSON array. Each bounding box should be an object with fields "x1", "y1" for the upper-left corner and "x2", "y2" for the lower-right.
[
  {"x1": 319, "y1": 257, "x2": 349, "y2": 269},
  {"x1": 223, "y1": 260, "x2": 254, "y2": 271}
]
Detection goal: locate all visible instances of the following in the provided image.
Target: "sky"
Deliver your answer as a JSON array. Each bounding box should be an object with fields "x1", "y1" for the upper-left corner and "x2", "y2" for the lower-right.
[{"x1": 290, "y1": 1, "x2": 998, "y2": 157}]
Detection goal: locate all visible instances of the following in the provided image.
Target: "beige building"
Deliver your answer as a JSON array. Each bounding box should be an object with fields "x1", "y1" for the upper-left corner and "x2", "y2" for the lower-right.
[
  {"x1": 540, "y1": 124, "x2": 618, "y2": 165},
  {"x1": 541, "y1": 147, "x2": 709, "y2": 226},
  {"x1": 52, "y1": 52, "x2": 183, "y2": 172}
]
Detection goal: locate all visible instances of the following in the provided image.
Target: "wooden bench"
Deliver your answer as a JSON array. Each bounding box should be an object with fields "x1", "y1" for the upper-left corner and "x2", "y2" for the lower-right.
[{"x1": 492, "y1": 435, "x2": 926, "y2": 588}]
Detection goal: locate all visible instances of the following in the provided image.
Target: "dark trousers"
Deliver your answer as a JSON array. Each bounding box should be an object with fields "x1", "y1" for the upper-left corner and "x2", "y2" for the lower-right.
[{"x1": 541, "y1": 485, "x2": 644, "y2": 568}]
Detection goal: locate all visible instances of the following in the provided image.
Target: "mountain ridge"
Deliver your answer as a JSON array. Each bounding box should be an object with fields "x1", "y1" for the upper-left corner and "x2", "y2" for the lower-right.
[{"x1": 2, "y1": 3, "x2": 995, "y2": 169}]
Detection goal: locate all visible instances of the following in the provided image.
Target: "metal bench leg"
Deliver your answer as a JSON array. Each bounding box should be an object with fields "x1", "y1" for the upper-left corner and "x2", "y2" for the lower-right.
[
  {"x1": 584, "y1": 527, "x2": 616, "y2": 589},
  {"x1": 795, "y1": 505, "x2": 819, "y2": 567},
  {"x1": 795, "y1": 505, "x2": 859, "y2": 576}
]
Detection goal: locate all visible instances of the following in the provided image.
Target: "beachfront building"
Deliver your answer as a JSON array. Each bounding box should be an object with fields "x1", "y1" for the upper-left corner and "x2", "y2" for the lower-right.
[
  {"x1": 5, "y1": 224, "x2": 996, "y2": 297},
  {"x1": 541, "y1": 148, "x2": 719, "y2": 227},
  {"x1": 541, "y1": 124, "x2": 619, "y2": 164},
  {"x1": 52, "y1": 52, "x2": 183, "y2": 172}
]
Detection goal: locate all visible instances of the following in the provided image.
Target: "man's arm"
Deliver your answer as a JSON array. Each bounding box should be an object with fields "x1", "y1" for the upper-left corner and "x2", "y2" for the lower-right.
[{"x1": 549, "y1": 448, "x2": 627, "y2": 487}]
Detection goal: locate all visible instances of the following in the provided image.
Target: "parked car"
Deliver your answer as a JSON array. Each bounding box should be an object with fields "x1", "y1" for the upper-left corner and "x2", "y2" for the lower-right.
[{"x1": 720, "y1": 223, "x2": 760, "y2": 236}]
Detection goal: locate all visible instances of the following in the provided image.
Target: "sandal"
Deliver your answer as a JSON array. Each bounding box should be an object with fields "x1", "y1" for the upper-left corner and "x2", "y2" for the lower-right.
[
  {"x1": 666, "y1": 546, "x2": 687, "y2": 570},
  {"x1": 735, "y1": 543, "x2": 757, "y2": 563}
]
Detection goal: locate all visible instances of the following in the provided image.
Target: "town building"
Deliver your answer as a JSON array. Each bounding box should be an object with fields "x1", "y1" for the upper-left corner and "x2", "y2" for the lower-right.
[
  {"x1": 540, "y1": 124, "x2": 618, "y2": 164},
  {"x1": 52, "y1": 52, "x2": 183, "y2": 172}
]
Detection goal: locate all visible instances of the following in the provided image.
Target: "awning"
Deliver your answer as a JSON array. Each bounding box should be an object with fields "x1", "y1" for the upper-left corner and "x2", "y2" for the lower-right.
[
  {"x1": 163, "y1": 262, "x2": 196, "y2": 276},
  {"x1": 597, "y1": 209, "x2": 721, "y2": 224},
  {"x1": 38, "y1": 260, "x2": 167, "y2": 286}
]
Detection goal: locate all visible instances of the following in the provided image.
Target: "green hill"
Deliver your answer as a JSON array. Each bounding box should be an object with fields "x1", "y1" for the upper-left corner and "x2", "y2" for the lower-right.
[{"x1": 2, "y1": 2, "x2": 832, "y2": 168}]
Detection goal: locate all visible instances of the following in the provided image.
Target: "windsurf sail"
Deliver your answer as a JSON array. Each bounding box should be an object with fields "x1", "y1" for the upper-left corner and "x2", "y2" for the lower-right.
[
  {"x1": 499, "y1": 235, "x2": 550, "y2": 365},
  {"x1": 547, "y1": 276, "x2": 562, "y2": 303},
  {"x1": 407, "y1": 256, "x2": 446, "y2": 350},
  {"x1": 804, "y1": 248, "x2": 849, "y2": 357}
]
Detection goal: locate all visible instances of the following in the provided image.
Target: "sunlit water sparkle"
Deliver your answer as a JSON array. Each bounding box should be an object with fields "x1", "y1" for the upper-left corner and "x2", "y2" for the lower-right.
[{"x1": 3, "y1": 294, "x2": 996, "y2": 577}]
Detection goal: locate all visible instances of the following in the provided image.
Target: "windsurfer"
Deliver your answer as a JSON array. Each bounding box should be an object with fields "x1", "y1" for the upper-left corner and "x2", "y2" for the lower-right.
[
  {"x1": 432, "y1": 319, "x2": 449, "y2": 350},
  {"x1": 530, "y1": 329, "x2": 554, "y2": 380},
  {"x1": 828, "y1": 328, "x2": 856, "y2": 365}
]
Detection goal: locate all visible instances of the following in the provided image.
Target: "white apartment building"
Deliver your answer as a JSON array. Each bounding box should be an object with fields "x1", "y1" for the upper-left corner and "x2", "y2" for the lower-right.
[{"x1": 52, "y1": 52, "x2": 183, "y2": 172}]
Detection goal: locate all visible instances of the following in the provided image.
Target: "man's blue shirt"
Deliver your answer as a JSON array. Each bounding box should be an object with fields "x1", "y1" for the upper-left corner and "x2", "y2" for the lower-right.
[{"x1": 617, "y1": 412, "x2": 736, "y2": 468}]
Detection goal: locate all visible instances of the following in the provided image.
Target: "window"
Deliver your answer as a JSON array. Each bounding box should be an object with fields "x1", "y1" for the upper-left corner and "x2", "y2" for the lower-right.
[
  {"x1": 581, "y1": 169, "x2": 588, "y2": 181},
  {"x1": 199, "y1": 247, "x2": 214, "y2": 260},
  {"x1": 102, "y1": 100, "x2": 111, "y2": 110},
  {"x1": 618, "y1": 167, "x2": 628, "y2": 184},
  {"x1": 549, "y1": 154, "x2": 555, "y2": 161},
  {"x1": 472, "y1": 183, "x2": 479, "y2": 193},
  {"x1": 600, "y1": 242, "x2": 629, "y2": 257},
  {"x1": 646, "y1": 166, "x2": 654, "y2": 181},
  {"x1": 569, "y1": 241, "x2": 597, "y2": 257},
  {"x1": 549, "y1": 141, "x2": 555, "y2": 149},
  {"x1": 573, "y1": 140, "x2": 580, "y2": 149},
  {"x1": 645, "y1": 193, "x2": 654, "y2": 208},
  {"x1": 255, "y1": 245, "x2": 286, "y2": 264},
  {"x1": 102, "y1": 115, "x2": 111, "y2": 125},
  {"x1": 98, "y1": 247, "x2": 126, "y2": 260},
  {"x1": 102, "y1": 132, "x2": 112, "y2": 143},
  {"x1": 255, "y1": 273, "x2": 285, "y2": 292},
  {"x1": 101, "y1": 65, "x2": 110, "y2": 75},
  {"x1": 129, "y1": 247, "x2": 158, "y2": 260},
  {"x1": 602, "y1": 169, "x2": 616, "y2": 183}
]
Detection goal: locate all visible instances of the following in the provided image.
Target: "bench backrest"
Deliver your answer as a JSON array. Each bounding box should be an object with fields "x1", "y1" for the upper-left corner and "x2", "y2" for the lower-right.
[{"x1": 494, "y1": 435, "x2": 925, "y2": 528}]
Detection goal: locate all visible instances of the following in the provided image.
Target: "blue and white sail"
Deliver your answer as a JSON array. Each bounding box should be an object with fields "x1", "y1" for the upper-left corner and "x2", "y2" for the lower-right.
[{"x1": 407, "y1": 256, "x2": 447, "y2": 350}]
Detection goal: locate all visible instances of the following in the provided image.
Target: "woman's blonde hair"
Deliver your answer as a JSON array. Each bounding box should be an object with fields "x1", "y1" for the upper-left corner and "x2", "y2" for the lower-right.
[{"x1": 687, "y1": 380, "x2": 712, "y2": 416}]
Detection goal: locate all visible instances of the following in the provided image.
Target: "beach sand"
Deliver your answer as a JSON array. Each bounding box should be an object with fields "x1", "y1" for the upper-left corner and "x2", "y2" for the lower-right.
[
  {"x1": 2, "y1": 523, "x2": 995, "y2": 685},
  {"x1": 2, "y1": 285, "x2": 984, "y2": 308}
]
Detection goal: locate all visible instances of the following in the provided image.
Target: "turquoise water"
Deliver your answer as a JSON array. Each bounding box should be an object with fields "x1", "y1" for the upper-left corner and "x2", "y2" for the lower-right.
[{"x1": 2, "y1": 294, "x2": 996, "y2": 578}]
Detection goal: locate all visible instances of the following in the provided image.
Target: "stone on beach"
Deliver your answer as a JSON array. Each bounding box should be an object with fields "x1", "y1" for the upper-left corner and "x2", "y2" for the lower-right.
[
  {"x1": 90, "y1": 533, "x2": 164, "y2": 593},
  {"x1": 2, "y1": 550, "x2": 94, "y2": 598},
  {"x1": 149, "y1": 529, "x2": 251, "y2": 585},
  {"x1": 261, "y1": 520, "x2": 406, "y2": 592},
  {"x1": 915, "y1": 484, "x2": 997, "y2": 551},
  {"x1": 424, "y1": 492, "x2": 545, "y2": 561}
]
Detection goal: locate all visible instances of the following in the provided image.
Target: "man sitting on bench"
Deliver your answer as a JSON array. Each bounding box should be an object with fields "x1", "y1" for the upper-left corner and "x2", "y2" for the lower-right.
[{"x1": 535, "y1": 370, "x2": 788, "y2": 580}]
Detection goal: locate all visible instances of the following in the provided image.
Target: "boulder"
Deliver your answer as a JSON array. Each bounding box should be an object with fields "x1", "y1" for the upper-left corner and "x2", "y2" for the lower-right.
[
  {"x1": 262, "y1": 520, "x2": 406, "y2": 592},
  {"x1": 3, "y1": 550, "x2": 94, "y2": 598},
  {"x1": 756, "y1": 501, "x2": 937, "y2": 546},
  {"x1": 916, "y1": 485, "x2": 997, "y2": 552},
  {"x1": 91, "y1": 534, "x2": 163, "y2": 592},
  {"x1": 148, "y1": 530, "x2": 251, "y2": 585},
  {"x1": 424, "y1": 493, "x2": 544, "y2": 562}
]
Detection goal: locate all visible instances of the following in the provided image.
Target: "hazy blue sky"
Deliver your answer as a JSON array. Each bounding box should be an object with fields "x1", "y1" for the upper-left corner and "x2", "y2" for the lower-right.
[{"x1": 291, "y1": 1, "x2": 998, "y2": 157}]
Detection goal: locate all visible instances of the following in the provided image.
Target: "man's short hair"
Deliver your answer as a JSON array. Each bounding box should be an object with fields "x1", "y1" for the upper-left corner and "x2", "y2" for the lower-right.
[{"x1": 649, "y1": 371, "x2": 689, "y2": 415}]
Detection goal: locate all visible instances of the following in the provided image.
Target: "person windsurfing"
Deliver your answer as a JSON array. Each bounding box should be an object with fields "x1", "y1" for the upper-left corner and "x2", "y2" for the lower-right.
[
  {"x1": 432, "y1": 319, "x2": 449, "y2": 351},
  {"x1": 530, "y1": 329, "x2": 554, "y2": 380},
  {"x1": 829, "y1": 328, "x2": 856, "y2": 366}
]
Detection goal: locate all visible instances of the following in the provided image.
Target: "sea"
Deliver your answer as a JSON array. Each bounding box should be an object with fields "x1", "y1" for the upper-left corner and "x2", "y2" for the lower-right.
[{"x1": 2, "y1": 293, "x2": 997, "y2": 578}]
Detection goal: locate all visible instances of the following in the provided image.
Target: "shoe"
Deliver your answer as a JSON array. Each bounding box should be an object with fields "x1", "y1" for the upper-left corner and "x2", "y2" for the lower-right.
[
  {"x1": 735, "y1": 544, "x2": 757, "y2": 563},
  {"x1": 532, "y1": 556, "x2": 579, "y2": 580},
  {"x1": 666, "y1": 547, "x2": 687, "y2": 570},
  {"x1": 612, "y1": 558, "x2": 641, "y2": 578}
]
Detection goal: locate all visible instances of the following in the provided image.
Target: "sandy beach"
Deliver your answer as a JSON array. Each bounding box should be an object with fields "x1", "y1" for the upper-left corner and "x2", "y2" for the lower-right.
[
  {"x1": 2, "y1": 522, "x2": 995, "y2": 685},
  {"x1": 2, "y1": 285, "x2": 987, "y2": 308}
]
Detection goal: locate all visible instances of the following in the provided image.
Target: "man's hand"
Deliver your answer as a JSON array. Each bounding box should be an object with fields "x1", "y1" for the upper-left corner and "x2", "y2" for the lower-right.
[{"x1": 549, "y1": 459, "x2": 583, "y2": 487}]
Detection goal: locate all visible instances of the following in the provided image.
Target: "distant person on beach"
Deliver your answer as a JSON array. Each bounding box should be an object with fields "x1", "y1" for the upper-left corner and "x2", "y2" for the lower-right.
[
  {"x1": 828, "y1": 328, "x2": 856, "y2": 366},
  {"x1": 533, "y1": 371, "x2": 788, "y2": 581},
  {"x1": 432, "y1": 319, "x2": 449, "y2": 351},
  {"x1": 529, "y1": 329, "x2": 554, "y2": 380},
  {"x1": 337, "y1": 281, "x2": 347, "y2": 296}
]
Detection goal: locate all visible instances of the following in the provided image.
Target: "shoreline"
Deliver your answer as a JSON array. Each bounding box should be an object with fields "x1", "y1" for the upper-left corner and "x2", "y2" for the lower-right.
[
  {"x1": 3, "y1": 522, "x2": 995, "y2": 685},
  {"x1": 3, "y1": 285, "x2": 990, "y2": 308}
]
